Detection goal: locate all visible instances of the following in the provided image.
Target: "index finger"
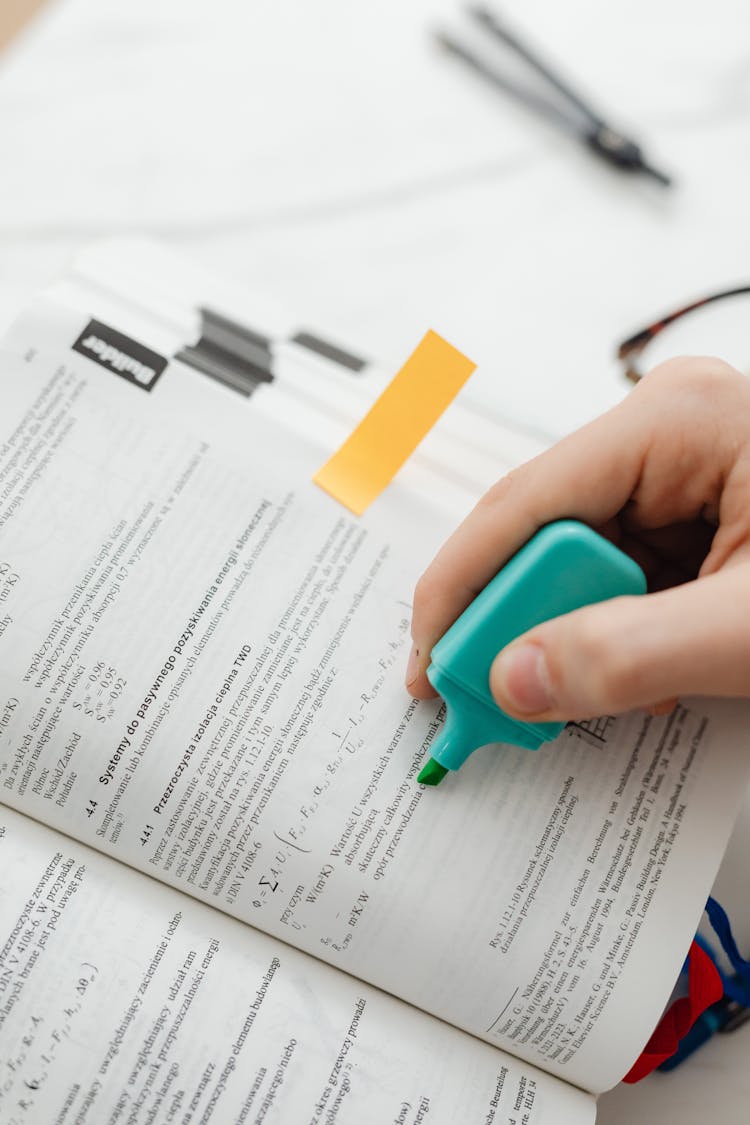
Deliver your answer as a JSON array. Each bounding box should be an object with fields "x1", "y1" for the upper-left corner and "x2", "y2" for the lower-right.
[{"x1": 406, "y1": 396, "x2": 646, "y2": 697}]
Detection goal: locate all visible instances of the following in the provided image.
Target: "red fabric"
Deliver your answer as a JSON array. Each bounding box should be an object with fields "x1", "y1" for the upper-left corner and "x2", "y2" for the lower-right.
[{"x1": 622, "y1": 941, "x2": 724, "y2": 1083}]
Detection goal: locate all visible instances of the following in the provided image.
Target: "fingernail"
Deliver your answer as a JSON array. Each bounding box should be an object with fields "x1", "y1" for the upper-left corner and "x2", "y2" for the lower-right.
[
  {"x1": 405, "y1": 644, "x2": 420, "y2": 687},
  {"x1": 644, "y1": 698, "x2": 677, "y2": 718},
  {"x1": 495, "y1": 643, "x2": 553, "y2": 715}
]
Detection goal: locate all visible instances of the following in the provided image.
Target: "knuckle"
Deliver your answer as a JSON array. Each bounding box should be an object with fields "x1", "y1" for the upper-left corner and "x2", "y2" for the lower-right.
[
  {"x1": 632, "y1": 358, "x2": 750, "y2": 466},
  {"x1": 476, "y1": 470, "x2": 518, "y2": 511},
  {"x1": 641, "y1": 355, "x2": 746, "y2": 401},
  {"x1": 412, "y1": 571, "x2": 440, "y2": 623}
]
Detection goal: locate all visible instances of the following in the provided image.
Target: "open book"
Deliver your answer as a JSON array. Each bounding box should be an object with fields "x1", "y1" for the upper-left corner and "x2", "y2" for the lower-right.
[{"x1": 1, "y1": 241, "x2": 748, "y2": 1125}]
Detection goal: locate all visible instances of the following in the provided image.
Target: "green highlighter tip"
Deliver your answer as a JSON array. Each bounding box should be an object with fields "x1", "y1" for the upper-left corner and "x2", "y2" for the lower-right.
[{"x1": 417, "y1": 758, "x2": 449, "y2": 786}]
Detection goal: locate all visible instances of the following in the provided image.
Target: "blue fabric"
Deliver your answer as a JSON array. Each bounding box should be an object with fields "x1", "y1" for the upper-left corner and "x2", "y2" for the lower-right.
[
  {"x1": 658, "y1": 896, "x2": 750, "y2": 1071},
  {"x1": 704, "y1": 896, "x2": 750, "y2": 1007}
]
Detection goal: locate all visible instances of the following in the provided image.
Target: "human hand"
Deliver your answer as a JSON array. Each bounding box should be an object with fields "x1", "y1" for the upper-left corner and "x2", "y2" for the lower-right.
[{"x1": 406, "y1": 358, "x2": 750, "y2": 721}]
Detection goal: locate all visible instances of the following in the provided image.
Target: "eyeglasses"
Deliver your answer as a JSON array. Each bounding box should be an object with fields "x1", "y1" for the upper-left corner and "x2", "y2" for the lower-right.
[{"x1": 617, "y1": 286, "x2": 750, "y2": 383}]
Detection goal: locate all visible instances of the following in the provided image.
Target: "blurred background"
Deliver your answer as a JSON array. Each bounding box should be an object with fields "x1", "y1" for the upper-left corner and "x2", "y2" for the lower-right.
[
  {"x1": 2, "y1": 0, "x2": 750, "y2": 442},
  {"x1": 1, "y1": 1, "x2": 750, "y2": 1119}
]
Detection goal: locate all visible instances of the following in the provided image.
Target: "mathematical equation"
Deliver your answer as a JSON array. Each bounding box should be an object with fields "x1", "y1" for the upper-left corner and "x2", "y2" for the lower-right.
[
  {"x1": 2, "y1": 962, "x2": 98, "y2": 1123},
  {"x1": 73, "y1": 661, "x2": 126, "y2": 726}
]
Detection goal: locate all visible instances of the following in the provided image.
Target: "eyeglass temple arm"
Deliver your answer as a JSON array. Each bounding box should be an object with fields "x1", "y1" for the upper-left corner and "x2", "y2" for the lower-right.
[{"x1": 617, "y1": 286, "x2": 750, "y2": 382}]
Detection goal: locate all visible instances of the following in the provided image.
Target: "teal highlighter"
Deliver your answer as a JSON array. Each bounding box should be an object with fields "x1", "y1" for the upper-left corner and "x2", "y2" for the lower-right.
[{"x1": 417, "y1": 520, "x2": 647, "y2": 786}]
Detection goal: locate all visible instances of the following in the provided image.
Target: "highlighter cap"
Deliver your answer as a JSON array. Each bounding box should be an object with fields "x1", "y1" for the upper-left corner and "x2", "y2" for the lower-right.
[{"x1": 425, "y1": 520, "x2": 646, "y2": 774}]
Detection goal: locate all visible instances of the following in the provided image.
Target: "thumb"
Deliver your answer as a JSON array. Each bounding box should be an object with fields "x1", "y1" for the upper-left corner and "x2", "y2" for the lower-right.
[{"x1": 489, "y1": 566, "x2": 750, "y2": 722}]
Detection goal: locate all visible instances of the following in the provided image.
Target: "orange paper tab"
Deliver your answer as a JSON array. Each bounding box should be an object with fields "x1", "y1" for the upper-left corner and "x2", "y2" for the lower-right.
[{"x1": 313, "y1": 330, "x2": 476, "y2": 515}]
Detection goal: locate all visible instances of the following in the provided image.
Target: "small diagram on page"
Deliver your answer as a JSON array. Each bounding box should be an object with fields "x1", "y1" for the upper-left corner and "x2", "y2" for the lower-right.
[{"x1": 564, "y1": 715, "x2": 616, "y2": 748}]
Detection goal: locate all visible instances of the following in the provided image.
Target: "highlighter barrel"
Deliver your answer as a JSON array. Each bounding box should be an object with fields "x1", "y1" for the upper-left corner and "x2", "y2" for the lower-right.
[{"x1": 417, "y1": 521, "x2": 646, "y2": 786}]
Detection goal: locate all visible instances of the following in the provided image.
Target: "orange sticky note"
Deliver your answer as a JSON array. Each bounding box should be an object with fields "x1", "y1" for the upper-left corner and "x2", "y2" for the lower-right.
[{"x1": 313, "y1": 330, "x2": 476, "y2": 515}]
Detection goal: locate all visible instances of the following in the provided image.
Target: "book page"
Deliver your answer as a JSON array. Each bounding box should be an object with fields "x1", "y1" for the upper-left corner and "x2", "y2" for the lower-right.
[
  {"x1": 0, "y1": 807, "x2": 594, "y2": 1125},
  {"x1": 0, "y1": 325, "x2": 748, "y2": 1096}
]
